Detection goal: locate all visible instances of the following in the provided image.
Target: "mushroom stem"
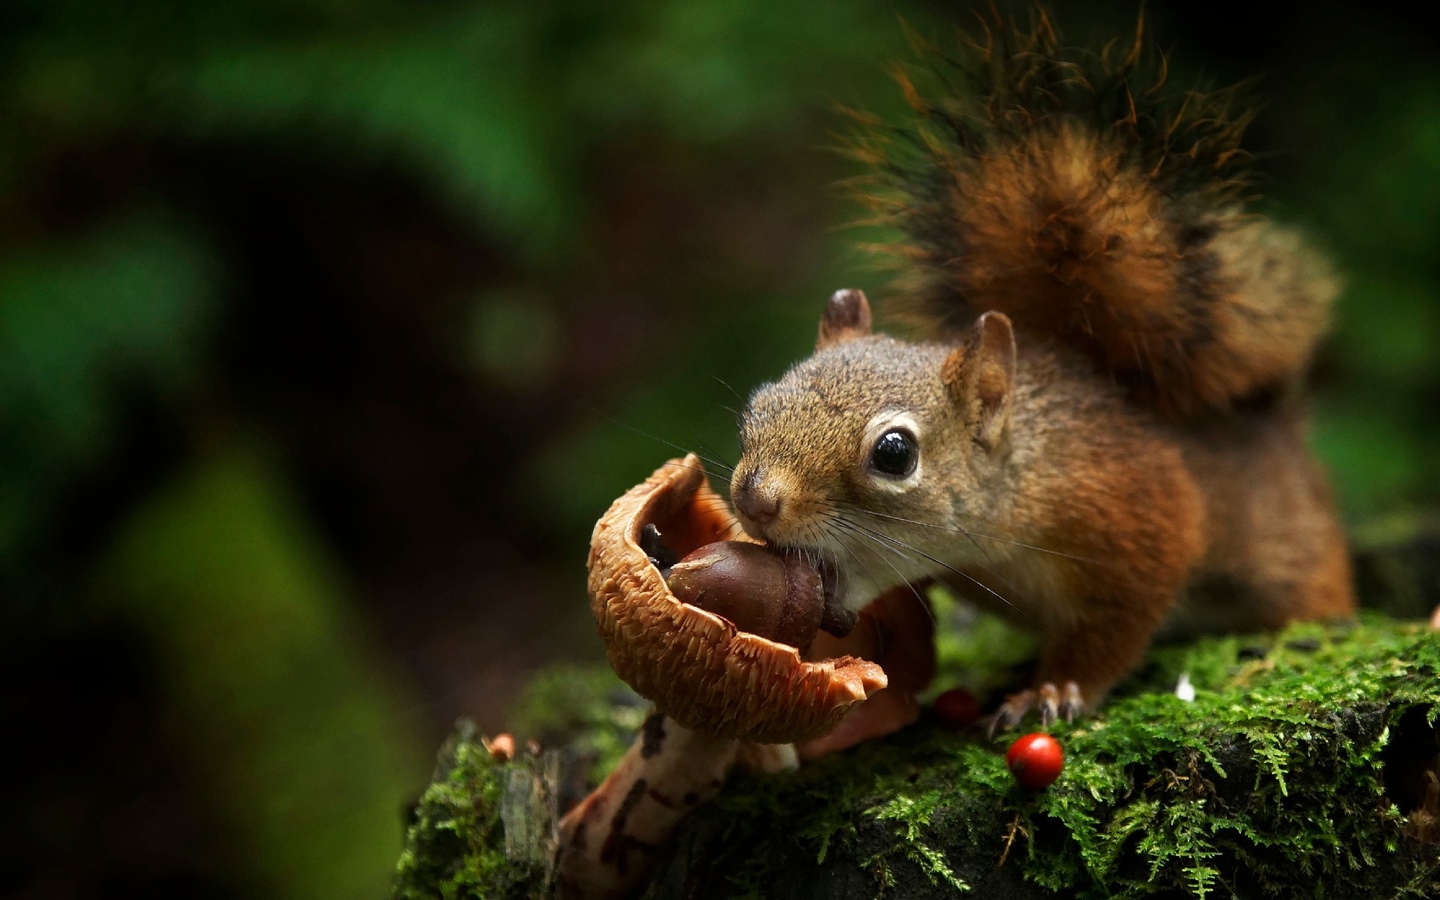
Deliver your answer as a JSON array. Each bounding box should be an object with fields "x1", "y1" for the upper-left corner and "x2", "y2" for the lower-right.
[{"x1": 557, "y1": 714, "x2": 740, "y2": 900}]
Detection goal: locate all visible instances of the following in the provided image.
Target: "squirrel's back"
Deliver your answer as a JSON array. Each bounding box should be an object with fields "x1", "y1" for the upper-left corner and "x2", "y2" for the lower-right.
[{"x1": 854, "y1": 11, "x2": 1338, "y2": 418}]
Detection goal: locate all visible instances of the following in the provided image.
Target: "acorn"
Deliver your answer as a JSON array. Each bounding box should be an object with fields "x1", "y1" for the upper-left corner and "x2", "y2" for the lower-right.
[{"x1": 666, "y1": 542, "x2": 855, "y2": 653}]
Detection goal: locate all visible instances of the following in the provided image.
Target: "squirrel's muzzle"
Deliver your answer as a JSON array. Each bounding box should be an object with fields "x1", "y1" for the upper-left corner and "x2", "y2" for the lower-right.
[{"x1": 732, "y1": 466, "x2": 782, "y2": 534}]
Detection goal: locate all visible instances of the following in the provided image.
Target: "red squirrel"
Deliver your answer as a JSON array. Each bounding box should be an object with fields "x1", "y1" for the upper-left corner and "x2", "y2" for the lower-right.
[{"x1": 727, "y1": 13, "x2": 1355, "y2": 734}]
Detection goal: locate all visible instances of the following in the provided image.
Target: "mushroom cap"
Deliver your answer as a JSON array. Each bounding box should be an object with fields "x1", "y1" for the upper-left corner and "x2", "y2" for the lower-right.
[{"x1": 587, "y1": 455, "x2": 888, "y2": 743}]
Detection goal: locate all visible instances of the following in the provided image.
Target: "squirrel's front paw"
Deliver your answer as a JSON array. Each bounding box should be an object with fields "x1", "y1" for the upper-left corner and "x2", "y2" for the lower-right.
[{"x1": 986, "y1": 681, "x2": 1084, "y2": 737}]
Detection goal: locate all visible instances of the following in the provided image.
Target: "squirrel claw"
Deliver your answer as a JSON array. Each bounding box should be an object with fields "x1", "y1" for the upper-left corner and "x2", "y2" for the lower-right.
[
  {"x1": 986, "y1": 681, "x2": 1085, "y2": 737},
  {"x1": 986, "y1": 690, "x2": 1034, "y2": 738},
  {"x1": 1037, "y1": 683, "x2": 1061, "y2": 726},
  {"x1": 1058, "y1": 681, "x2": 1084, "y2": 722}
]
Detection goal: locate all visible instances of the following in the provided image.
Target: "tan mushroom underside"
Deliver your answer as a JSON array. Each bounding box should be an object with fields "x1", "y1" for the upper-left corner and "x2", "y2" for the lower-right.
[{"x1": 587, "y1": 455, "x2": 887, "y2": 744}]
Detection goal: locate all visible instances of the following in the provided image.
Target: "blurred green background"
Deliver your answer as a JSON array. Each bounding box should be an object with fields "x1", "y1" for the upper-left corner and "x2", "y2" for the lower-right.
[{"x1": 1, "y1": 1, "x2": 1435, "y2": 897}]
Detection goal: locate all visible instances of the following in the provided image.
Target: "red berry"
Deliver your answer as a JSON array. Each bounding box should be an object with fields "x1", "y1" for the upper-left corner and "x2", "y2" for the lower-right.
[
  {"x1": 932, "y1": 688, "x2": 982, "y2": 727},
  {"x1": 1005, "y1": 733, "x2": 1064, "y2": 790}
]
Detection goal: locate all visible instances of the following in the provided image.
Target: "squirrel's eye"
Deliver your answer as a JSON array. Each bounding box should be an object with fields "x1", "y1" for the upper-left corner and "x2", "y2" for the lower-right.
[{"x1": 870, "y1": 429, "x2": 918, "y2": 477}]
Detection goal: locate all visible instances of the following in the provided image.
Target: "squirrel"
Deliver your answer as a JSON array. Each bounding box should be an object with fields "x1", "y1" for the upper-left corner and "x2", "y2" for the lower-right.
[{"x1": 727, "y1": 11, "x2": 1356, "y2": 733}]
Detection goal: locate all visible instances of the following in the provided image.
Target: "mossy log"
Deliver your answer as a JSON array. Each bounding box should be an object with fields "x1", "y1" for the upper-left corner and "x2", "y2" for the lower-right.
[{"x1": 394, "y1": 616, "x2": 1440, "y2": 899}]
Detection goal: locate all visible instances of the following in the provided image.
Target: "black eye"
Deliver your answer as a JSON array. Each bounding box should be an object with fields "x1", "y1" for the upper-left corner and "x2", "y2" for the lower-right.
[{"x1": 870, "y1": 429, "x2": 918, "y2": 477}]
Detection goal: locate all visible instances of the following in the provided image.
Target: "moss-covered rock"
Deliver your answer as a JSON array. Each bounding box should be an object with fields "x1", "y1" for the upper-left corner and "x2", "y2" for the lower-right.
[
  {"x1": 394, "y1": 616, "x2": 1440, "y2": 898},
  {"x1": 393, "y1": 721, "x2": 558, "y2": 900}
]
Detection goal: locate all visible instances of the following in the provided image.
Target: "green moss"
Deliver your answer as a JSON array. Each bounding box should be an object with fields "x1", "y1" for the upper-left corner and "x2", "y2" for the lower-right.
[
  {"x1": 393, "y1": 668, "x2": 642, "y2": 899},
  {"x1": 398, "y1": 617, "x2": 1440, "y2": 899},
  {"x1": 1016, "y1": 614, "x2": 1440, "y2": 898},
  {"x1": 647, "y1": 617, "x2": 1440, "y2": 898},
  {"x1": 643, "y1": 732, "x2": 1019, "y2": 899},
  {"x1": 393, "y1": 722, "x2": 556, "y2": 900}
]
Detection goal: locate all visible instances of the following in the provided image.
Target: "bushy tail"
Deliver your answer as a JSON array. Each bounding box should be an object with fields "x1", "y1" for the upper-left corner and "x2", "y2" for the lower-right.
[{"x1": 853, "y1": 10, "x2": 1337, "y2": 418}]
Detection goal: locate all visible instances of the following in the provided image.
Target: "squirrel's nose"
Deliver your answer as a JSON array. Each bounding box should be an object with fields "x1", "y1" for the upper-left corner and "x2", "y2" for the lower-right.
[{"x1": 733, "y1": 469, "x2": 782, "y2": 531}]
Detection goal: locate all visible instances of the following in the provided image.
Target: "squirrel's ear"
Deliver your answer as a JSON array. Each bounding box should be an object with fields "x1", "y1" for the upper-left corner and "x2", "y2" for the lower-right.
[
  {"x1": 942, "y1": 311, "x2": 1016, "y2": 449},
  {"x1": 817, "y1": 289, "x2": 873, "y2": 350}
]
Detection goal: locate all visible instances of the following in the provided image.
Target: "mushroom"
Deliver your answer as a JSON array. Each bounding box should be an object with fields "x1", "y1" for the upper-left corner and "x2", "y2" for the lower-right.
[
  {"x1": 562, "y1": 457, "x2": 901, "y2": 898},
  {"x1": 586, "y1": 455, "x2": 888, "y2": 744}
]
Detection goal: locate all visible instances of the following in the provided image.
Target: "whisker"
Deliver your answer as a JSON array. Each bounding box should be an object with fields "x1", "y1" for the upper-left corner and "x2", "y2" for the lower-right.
[
  {"x1": 693, "y1": 442, "x2": 737, "y2": 476},
  {"x1": 825, "y1": 518, "x2": 936, "y2": 628},
  {"x1": 841, "y1": 504, "x2": 1036, "y2": 612},
  {"x1": 804, "y1": 513, "x2": 931, "y2": 629},
  {"x1": 710, "y1": 375, "x2": 745, "y2": 404},
  {"x1": 609, "y1": 420, "x2": 736, "y2": 476},
  {"x1": 836, "y1": 518, "x2": 1026, "y2": 623},
  {"x1": 958, "y1": 528, "x2": 1033, "y2": 610},
  {"x1": 835, "y1": 502, "x2": 1101, "y2": 566},
  {"x1": 655, "y1": 459, "x2": 727, "y2": 481}
]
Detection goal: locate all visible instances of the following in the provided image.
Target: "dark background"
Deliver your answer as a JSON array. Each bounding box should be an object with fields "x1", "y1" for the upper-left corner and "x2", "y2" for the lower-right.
[{"x1": 2, "y1": 1, "x2": 1436, "y2": 897}]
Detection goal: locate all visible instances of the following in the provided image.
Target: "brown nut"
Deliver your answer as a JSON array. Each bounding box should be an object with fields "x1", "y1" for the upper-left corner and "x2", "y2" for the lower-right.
[
  {"x1": 666, "y1": 542, "x2": 856, "y2": 653},
  {"x1": 668, "y1": 542, "x2": 823, "y2": 651},
  {"x1": 587, "y1": 455, "x2": 887, "y2": 743}
]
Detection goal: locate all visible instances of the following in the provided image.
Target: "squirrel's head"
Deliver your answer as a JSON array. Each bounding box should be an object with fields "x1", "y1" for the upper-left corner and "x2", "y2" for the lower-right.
[{"x1": 731, "y1": 289, "x2": 1017, "y2": 610}]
